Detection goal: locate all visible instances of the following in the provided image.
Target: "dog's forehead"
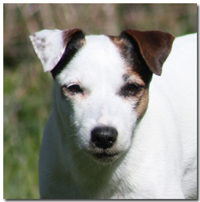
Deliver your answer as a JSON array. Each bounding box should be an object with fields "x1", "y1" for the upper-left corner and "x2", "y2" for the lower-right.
[
  {"x1": 57, "y1": 35, "x2": 127, "y2": 85},
  {"x1": 78, "y1": 34, "x2": 125, "y2": 66}
]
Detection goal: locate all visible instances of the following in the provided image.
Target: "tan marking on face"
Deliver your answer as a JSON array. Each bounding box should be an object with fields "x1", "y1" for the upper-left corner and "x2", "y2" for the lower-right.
[
  {"x1": 135, "y1": 88, "x2": 149, "y2": 122},
  {"x1": 109, "y1": 35, "x2": 150, "y2": 122},
  {"x1": 123, "y1": 68, "x2": 145, "y2": 87},
  {"x1": 124, "y1": 71, "x2": 149, "y2": 122},
  {"x1": 108, "y1": 36, "x2": 129, "y2": 57}
]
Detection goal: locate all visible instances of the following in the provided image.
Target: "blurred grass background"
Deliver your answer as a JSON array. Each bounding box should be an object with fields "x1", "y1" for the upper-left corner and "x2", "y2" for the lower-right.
[{"x1": 3, "y1": 3, "x2": 197, "y2": 199}]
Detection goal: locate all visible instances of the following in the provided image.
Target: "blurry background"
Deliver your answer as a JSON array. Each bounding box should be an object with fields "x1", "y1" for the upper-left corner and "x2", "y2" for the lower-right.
[{"x1": 4, "y1": 3, "x2": 197, "y2": 199}]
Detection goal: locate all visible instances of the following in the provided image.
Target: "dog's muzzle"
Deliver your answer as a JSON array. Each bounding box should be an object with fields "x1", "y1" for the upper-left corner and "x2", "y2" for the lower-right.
[{"x1": 90, "y1": 126, "x2": 119, "y2": 163}]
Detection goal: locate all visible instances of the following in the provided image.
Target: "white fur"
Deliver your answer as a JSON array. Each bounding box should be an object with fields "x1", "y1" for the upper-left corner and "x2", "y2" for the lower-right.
[
  {"x1": 29, "y1": 29, "x2": 65, "y2": 72},
  {"x1": 30, "y1": 30, "x2": 197, "y2": 199}
]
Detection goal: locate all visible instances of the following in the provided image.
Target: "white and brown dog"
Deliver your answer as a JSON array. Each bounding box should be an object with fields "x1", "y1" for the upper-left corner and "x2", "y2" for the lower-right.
[{"x1": 30, "y1": 29, "x2": 197, "y2": 199}]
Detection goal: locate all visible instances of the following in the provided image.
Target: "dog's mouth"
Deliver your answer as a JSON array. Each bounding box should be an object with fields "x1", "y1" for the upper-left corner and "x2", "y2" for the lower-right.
[{"x1": 90, "y1": 151, "x2": 120, "y2": 163}]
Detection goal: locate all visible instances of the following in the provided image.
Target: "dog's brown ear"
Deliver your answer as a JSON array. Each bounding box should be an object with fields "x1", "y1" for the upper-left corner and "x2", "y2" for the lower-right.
[
  {"x1": 30, "y1": 28, "x2": 85, "y2": 77},
  {"x1": 120, "y1": 30, "x2": 175, "y2": 76}
]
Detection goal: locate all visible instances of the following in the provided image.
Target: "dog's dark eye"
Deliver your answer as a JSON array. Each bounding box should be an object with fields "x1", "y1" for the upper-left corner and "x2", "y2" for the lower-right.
[
  {"x1": 121, "y1": 83, "x2": 141, "y2": 97},
  {"x1": 63, "y1": 84, "x2": 83, "y2": 95},
  {"x1": 68, "y1": 84, "x2": 83, "y2": 94}
]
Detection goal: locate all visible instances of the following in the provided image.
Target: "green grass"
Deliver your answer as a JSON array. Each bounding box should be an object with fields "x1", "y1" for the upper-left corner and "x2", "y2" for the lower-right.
[{"x1": 4, "y1": 60, "x2": 52, "y2": 199}]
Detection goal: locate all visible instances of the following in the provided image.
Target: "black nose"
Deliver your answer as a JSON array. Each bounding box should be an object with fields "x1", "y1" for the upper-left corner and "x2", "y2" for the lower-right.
[{"x1": 91, "y1": 126, "x2": 118, "y2": 149}]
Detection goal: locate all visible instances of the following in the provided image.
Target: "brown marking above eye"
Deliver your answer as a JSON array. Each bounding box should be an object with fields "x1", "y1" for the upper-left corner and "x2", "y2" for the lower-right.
[{"x1": 108, "y1": 35, "x2": 153, "y2": 86}]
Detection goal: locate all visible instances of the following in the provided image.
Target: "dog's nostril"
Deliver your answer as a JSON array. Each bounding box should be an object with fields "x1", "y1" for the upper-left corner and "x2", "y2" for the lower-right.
[{"x1": 91, "y1": 126, "x2": 118, "y2": 149}]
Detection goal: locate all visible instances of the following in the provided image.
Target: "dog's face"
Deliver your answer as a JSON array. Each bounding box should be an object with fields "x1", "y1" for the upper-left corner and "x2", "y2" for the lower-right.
[
  {"x1": 30, "y1": 29, "x2": 174, "y2": 163},
  {"x1": 56, "y1": 35, "x2": 147, "y2": 163}
]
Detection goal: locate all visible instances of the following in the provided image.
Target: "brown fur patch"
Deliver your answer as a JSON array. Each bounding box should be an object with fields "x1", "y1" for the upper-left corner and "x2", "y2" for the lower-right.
[
  {"x1": 108, "y1": 35, "x2": 153, "y2": 87},
  {"x1": 135, "y1": 88, "x2": 149, "y2": 121},
  {"x1": 122, "y1": 30, "x2": 174, "y2": 76},
  {"x1": 108, "y1": 36, "x2": 130, "y2": 59},
  {"x1": 109, "y1": 35, "x2": 150, "y2": 121}
]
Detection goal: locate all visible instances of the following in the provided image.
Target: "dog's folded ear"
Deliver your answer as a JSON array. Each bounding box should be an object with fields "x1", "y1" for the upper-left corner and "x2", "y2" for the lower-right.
[
  {"x1": 29, "y1": 29, "x2": 85, "y2": 75},
  {"x1": 120, "y1": 30, "x2": 175, "y2": 76}
]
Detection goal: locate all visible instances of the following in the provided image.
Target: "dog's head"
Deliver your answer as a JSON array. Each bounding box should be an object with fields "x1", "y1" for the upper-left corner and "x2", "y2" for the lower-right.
[{"x1": 30, "y1": 29, "x2": 174, "y2": 163}]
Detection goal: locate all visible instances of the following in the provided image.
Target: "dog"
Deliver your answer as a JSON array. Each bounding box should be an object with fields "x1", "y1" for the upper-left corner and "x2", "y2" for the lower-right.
[{"x1": 30, "y1": 29, "x2": 197, "y2": 199}]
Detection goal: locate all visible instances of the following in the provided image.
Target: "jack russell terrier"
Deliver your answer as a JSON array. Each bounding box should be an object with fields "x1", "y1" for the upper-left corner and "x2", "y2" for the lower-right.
[{"x1": 30, "y1": 29, "x2": 197, "y2": 199}]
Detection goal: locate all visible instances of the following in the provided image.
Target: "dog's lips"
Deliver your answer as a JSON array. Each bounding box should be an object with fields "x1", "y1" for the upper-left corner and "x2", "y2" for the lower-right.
[
  {"x1": 93, "y1": 152, "x2": 118, "y2": 158},
  {"x1": 91, "y1": 151, "x2": 120, "y2": 163}
]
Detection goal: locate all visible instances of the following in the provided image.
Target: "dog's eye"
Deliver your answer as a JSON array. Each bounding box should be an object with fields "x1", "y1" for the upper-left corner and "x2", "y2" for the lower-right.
[
  {"x1": 121, "y1": 83, "x2": 141, "y2": 97},
  {"x1": 63, "y1": 84, "x2": 83, "y2": 95},
  {"x1": 67, "y1": 84, "x2": 83, "y2": 94}
]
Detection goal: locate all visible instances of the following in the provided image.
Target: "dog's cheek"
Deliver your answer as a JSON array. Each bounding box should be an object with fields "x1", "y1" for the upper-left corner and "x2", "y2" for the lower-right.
[
  {"x1": 117, "y1": 111, "x2": 137, "y2": 151},
  {"x1": 116, "y1": 91, "x2": 149, "y2": 151},
  {"x1": 71, "y1": 104, "x2": 93, "y2": 149}
]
